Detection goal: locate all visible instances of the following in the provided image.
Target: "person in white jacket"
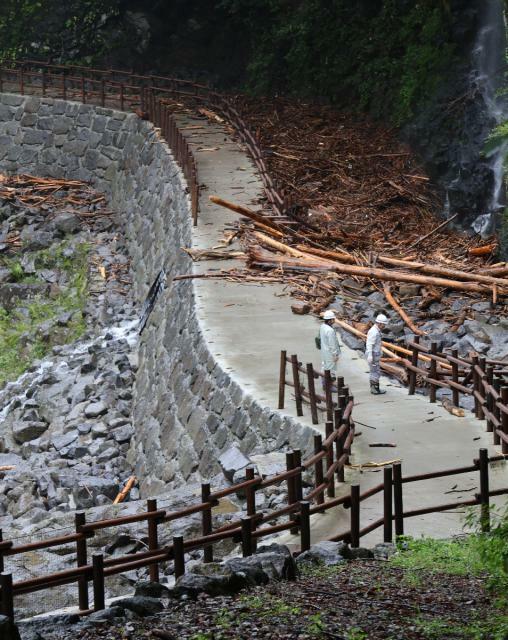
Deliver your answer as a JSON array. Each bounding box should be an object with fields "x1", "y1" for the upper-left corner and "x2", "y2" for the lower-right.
[
  {"x1": 366, "y1": 313, "x2": 388, "y2": 395},
  {"x1": 320, "y1": 310, "x2": 341, "y2": 378}
]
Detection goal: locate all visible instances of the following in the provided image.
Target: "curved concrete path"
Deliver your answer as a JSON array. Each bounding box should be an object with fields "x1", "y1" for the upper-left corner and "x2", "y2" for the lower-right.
[{"x1": 177, "y1": 112, "x2": 507, "y2": 545}]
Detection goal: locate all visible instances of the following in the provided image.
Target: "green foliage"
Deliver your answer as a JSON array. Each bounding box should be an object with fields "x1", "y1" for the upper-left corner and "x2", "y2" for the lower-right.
[
  {"x1": 414, "y1": 614, "x2": 508, "y2": 640},
  {"x1": 220, "y1": 0, "x2": 456, "y2": 124},
  {"x1": 0, "y1": 241, "x2": 89, "y2": 385},
  {"x1": 0, "y1": 0, "x2": 122, "y2": 63},
  {"x1": 345, "y1": 628, "x2": 368, "y2": 640}
]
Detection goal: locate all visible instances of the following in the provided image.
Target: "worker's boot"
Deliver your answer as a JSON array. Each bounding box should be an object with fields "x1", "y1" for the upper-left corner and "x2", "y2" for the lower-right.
[{"x1": 370, "y1": 381, "x2": 386, "y2": 395}]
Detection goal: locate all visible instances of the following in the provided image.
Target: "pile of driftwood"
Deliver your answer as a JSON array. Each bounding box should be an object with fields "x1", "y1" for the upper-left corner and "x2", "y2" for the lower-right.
[{"x1": 206, "y1": 196, "x2": 508, "y2": 366}]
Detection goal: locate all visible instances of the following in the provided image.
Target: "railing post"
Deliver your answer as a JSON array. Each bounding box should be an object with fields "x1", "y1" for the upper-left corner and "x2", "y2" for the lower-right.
[
  {"x1": 299, "y1": 501, "x2": 311, "y2": 552},
  {"x1": 383, "y1": 466, "x2": 393, "y2": 543},
  {"x1": 408, "y1": 336, "x2": 419, "y2": 395},
  {"x1": 62, "y1": 68, "x2": 67, "y2": 100},
  {"x1": 0, "y1": 573, "x2": 14, "y2": 620},
  {"x1": 478, "y1": 356, "x2": 486, "y2": 421},
  {"x1": 290, "y1": 355, "x2": 303, "y2": 417},
  {"x1": 147, "y1": 499, "x2": 160, "y2": 582},
  {"x1": 350, "y1": 485, "x2": 360, "y2": 548},
  {"x1": 306, "y1": 363, "x2": 319, "y2": 425},
  {"x1": 501, "y1": 387, "x2": 508, "y2": 455},
  {"x1": 429, "y1": 342, "x2": 437, "y2": 403},
  {"x1": 241, "y1": 517, "x2": 253, "y2": 557},
  {"x1": 173, "y1": 535, "x2": 185, "y2": 578},
  {"x1": 325, "y1": 421, "x2": 335, "y2": 498},
  {"x1": 324, "y1": 370, "x2": 334, "y2": 422},
  {"x1": 278, "y1": 350, "x2": 287, "y2": 409},
  {"x1": 478, "y1": 448, "x2": 490, "y2": 533},
  {"x1": 334, "y1": 407, "x2": 345, "y2": 482},
  {"x1": 245, "y1": 467, "x2": 257, "y2": 552},
  {"x1": 313, "y1": 434, "x2": 324, "y2": 505},
  {"x1": 393, "y1": 463, "x2": 404, "y2": 537},
  {"x1": 200, "y1": 483, "x2": 213, "y2": 563},
  {"x1": 486, "y1": 365, "x2": 494, "y2": 433},
  {"x1": 451, "y1": 348, "x2": 460, "y2": 407},
  {"x1": 75, "y1": 512, "x2": 89, "y2": 611},
  {"x1": 92, "y1": 554, "x2": 105, "y2": 611},
  {"x1": 493, "y1": 377, "x2": 501, "y2": 446},
  {"x1": 0, "y1": 530, "x2": 3, "y2": 574},
  {"x1": 472, "y1": 355, "x2": 481, "y2": 419},
  {"x1": 293, "y1": 449, "x2": 303, "y2": 502}
]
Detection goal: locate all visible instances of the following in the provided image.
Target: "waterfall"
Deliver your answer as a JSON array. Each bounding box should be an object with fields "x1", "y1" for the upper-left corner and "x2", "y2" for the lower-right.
[{"x1": 473, "y1": 0, "x2": 507, "y2": 219}]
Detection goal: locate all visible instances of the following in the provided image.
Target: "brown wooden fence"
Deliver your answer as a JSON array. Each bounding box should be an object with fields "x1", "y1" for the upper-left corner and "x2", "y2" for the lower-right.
[
  {"x1": 394, "y1": 338, "x2": 508, "y2": 453},
  {"x1": 0, "y1": 399, "x2": 355, "y2": 621}
]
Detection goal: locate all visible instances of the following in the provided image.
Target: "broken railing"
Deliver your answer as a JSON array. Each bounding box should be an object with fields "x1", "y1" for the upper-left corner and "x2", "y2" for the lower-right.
[
  {"x1": 0, "y1": 398, "x2": 355, "y2": 621},
  {"x1": 278, "y1": 350, "x2": 352, "y2": 426}
]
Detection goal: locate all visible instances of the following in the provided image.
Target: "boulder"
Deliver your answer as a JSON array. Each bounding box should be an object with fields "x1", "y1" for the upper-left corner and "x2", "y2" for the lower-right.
[
  {"x1": 12, "y1": 421, "x2": 48, "y2": 444},
  {"x1": 85, "y1": 401, "x2": 108, "y2": 418},
  {"x1": 372, "y1": 542, "x2": 397, "y2": 559},
  {"x1": 134, "y1": 581, "x2": 171, "y2": 599},
  {"x1": 343, "y1": 546, "x2": 374, "y2": 560},
  {"x1": 72, "y1": 476, "x2": 118, "y2": 508},
  {"x1": 225, "y1": 547, "x2": 296, "y2": 582},
  {"x1": 296, "y1": 541, "x2": 348, "y2": 566},
  {"x1": 53, "y1": 212, "x2": 82, "y2": 235},
  {"x1": 110, "y1": 596, "x2": 163, "y2": 616},
  {"x1": 218, "y1": 446, "x2": 250, "y2": 482}
]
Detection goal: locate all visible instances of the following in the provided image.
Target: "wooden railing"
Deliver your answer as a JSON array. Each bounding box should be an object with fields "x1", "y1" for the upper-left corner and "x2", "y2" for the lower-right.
[
  {"x1": 278, "y1": 350, "x2": 352, "y2": 425},
  {"x1": 0, "y1": 398, "x2": 355, "y2": 621},
  {"x1": 395, "y1": 338, "x2": 508, "y2": 454}
]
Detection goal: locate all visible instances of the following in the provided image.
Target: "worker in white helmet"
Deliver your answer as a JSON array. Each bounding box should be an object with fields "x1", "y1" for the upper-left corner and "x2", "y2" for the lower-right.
[
  {"x1": 320, "y1": 310, "x2": 341, "y2": 379},
  {"x1": 366, "y1": 313, "x2": 389, "y2": 395}
]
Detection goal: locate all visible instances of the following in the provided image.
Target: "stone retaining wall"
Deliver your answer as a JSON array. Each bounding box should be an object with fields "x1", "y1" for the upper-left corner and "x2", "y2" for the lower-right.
[{"x1": 0, "y1": 93, "x2": 314, "y2": 496}]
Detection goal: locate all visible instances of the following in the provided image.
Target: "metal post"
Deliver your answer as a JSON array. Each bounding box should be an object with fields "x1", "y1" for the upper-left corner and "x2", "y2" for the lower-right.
[
  {"x1": 350, "y1": 485, "x2": 360, "y2": 548},
  {"x1": 278, "y1": 350, "x2": 287, "y2": 409},
  {"x1": 383, "y1": 467, "x2": 393, "y2": 543},
  {"x1": 300, "y1": 501, "x2": 311, "y2": 552},
  {"x1": 173, "y1": 536, "x2": 185, "y2": 578},
  {"x1": 200, "y1": 484, "x2": 213, "y2": 563},
  {"x1": 75, "y1": 512, "x2": 89, "y2": 611},
  {"x1": 479, "y1": 448, "x2": 490, "y2": 533},
  {"x1": 313, "y1": 434, "x2": 324, "y2": 505},
  {"x1": 393, "y1": 463, "x2": 404, "y2": 537},
  {"x1": 306, "y1": 363, "x2": 319, "y2": 425},
  {"x1": 147, "y1": 499, "x2": 160, "y2": 582},
  {"x1": 92, "y1": 554, "x2": 105, "y2": 611}
]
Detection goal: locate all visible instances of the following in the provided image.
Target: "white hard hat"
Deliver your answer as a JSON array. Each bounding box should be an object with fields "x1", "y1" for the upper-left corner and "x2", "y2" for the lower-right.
[
  {"x1": 323, "y1": 310, "x2": 336, "y2": 321},
  {"x1": 376, "y1": 314, "x2": 389, "y2": 324}
]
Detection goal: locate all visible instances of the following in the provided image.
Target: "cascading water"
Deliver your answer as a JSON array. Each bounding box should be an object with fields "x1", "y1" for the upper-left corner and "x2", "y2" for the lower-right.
[{"x1": 471, "y1": 0, "x2": 507, "y2": 236}]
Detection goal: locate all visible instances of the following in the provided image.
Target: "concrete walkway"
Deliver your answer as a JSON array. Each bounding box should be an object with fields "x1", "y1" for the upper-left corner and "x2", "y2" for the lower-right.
[{"x1": 177, "y1": 113, "x2": 507, "y2": 545}]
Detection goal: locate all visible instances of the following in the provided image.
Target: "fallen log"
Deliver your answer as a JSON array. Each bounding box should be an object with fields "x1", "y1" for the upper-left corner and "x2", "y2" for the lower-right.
[
  {"x1": 468, "y1": 243, "x2": 497, "y2": 257},
  {"x1": 248, "y1": 246, "x2": 498, "y2": 294},
  {"x1": 383, "y1": 284, "x2": 426, "y2": 336},
  {"x1": 295, "y1": 244, "x2": 356, "y2": 264},
  {"x1": 0, "y1": 465, "x2": 15, "y2": 472},
  {"x1": 113, "y1": 476, "x2": 137, "y2": 504},
  {"x1": 377, "y1": 256, "x2": 508, "y2": 288},
  {"x1": 442, "y1": 398, "x2": 465, "y2": 417}
]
